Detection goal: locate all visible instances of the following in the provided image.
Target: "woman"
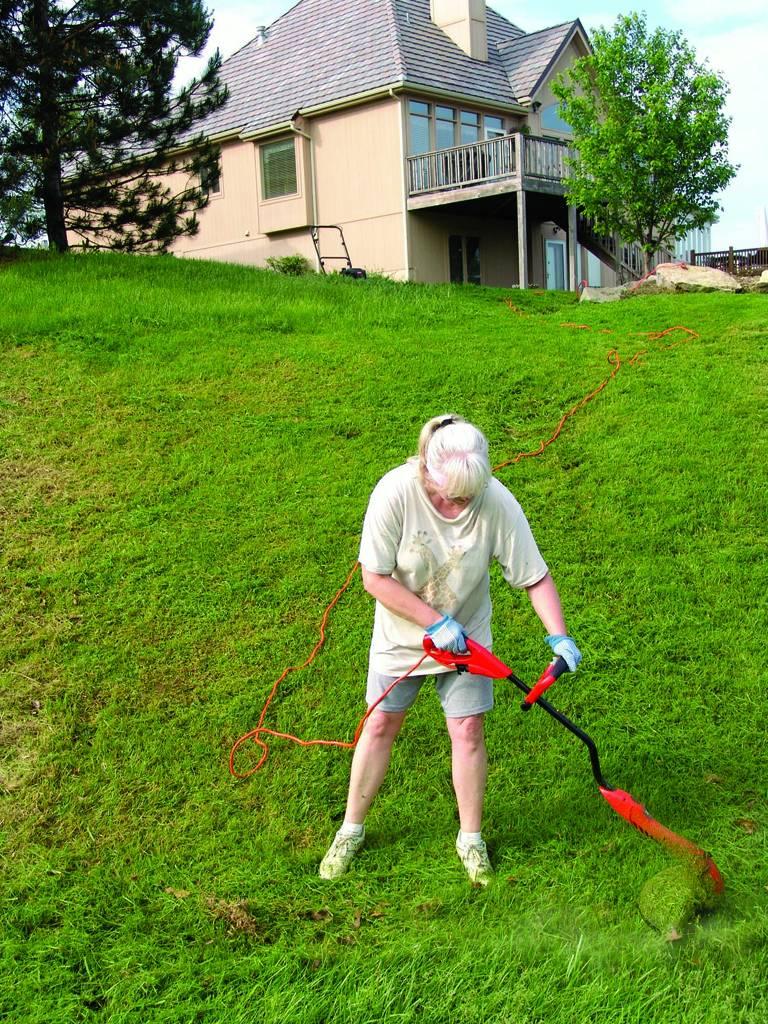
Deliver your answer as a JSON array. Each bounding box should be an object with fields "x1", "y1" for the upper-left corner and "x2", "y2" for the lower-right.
[{"x1": 319, "y1": 414, "x2": 581, "y2": 885}]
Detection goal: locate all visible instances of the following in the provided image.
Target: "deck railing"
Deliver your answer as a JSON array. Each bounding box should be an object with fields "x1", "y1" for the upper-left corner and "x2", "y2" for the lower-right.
[
  {"x1": 406, "y1": 133, "x2": 576, "y2": 197},
  {"x1": 692, "y1": 246, "x2": 768, "y2": 275},
  {"x1": 523, "y1": 136, "x2": 575, "y2": 181},
  {"x1": 407, "y1": 134, "x2": 517, "y2": 195}
]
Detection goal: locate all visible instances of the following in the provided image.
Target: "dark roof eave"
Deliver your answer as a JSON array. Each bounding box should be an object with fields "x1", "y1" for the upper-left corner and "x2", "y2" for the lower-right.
[
  {"x1": 403, "y1": 81, "x2": 527, "y2": 115},
  {"x1": 238, "y1": 79, "x2": 528, "y2": 140}
]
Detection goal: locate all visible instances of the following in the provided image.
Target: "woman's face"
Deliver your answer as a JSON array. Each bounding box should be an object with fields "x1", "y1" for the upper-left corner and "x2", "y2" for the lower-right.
[{"x1": 425, "y1": 483, "x2": 473, "y2": 519}]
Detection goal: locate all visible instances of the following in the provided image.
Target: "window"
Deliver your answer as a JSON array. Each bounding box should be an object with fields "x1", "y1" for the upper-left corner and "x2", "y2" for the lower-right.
[
  {"x1": 484, "y1": 115, "x2": 505, "y2": 140},
  {"x1": 465, "y1": 237, "x2": 481, "y2": 284},
  {"x1": 449, "y1": 236, "x2": 481, "y2": 285},
  {"x1": 260, "y1": 138, "x2": 297, "y2": 200},
  {"x1": 449, "y1": 235, "x2": 464, "y2": 283},
  {"x1": 460, "y1": 110, "x2": 480, "y2": 145},
  {"x1": 407, "y1": 100, "x2": 506, "y2": 154},
  {"x1": 540, "y1": 103, "x2": 573, "y2": 135},
  {"x1": 436, "y1": 106, "x2": 456, "y2": 150},
  {"x1": 200, "y1": 158, "x2": 221, "y2": 196},
  {"x1": 408, "y1": 100, "x2": 431, "y2": 155}
]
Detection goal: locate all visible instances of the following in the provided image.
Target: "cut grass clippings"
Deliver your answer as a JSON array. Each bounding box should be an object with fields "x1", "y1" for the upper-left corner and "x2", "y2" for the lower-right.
[{"x1": 1, "y1": 252, "x2": 767, "y2": 1023}]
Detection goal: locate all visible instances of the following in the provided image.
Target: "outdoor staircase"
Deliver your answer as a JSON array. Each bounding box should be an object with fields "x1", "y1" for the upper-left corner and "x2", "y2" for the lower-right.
[{"x1": 576, "y1": 213, "x2": 675, "y2": 282}]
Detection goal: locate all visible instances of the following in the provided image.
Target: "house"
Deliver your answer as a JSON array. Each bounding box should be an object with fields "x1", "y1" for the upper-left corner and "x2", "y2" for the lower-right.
[
  {"x1": 674, "y1": 225, "x2": 712, "y2": 263},
  {"x1": 169, "y1": 0, "x2": 626, "y2": 290}
]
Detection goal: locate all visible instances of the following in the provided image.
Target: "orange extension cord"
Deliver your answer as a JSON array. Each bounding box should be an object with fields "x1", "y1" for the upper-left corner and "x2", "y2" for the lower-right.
[{"x1": 229, "y1": 321, "x2": 699, "y2": 779}]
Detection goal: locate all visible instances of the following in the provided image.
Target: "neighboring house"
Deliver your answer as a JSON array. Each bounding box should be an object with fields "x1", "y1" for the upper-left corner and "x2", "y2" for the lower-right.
[
  {"x1": 167, "y1": 0, "x2": 623, "y2": 290},
  {"x1": 674, "y1": 225, "x2": 712, "y2": 263}
]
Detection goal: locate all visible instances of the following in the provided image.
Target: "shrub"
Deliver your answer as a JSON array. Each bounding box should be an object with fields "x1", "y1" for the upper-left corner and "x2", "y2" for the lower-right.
[{"x1": 265, "y1": 254, "x2": 313, "y2": 276}]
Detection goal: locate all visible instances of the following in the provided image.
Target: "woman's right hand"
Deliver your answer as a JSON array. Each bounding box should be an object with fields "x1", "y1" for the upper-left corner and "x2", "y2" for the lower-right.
[{"x1": 426, "y1": 615, "x2": 468, "y2": 654}]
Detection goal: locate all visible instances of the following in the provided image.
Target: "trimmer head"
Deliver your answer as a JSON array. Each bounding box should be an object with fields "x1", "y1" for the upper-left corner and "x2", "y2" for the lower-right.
[{"x1": 599, "y1": 786, "x2": 724, "y2": 897}]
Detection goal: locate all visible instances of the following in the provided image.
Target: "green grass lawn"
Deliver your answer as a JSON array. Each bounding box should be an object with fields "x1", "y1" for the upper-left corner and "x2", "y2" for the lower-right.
[{"x1": 1, "y1": 252, "x2": 767, "y2": 1023}]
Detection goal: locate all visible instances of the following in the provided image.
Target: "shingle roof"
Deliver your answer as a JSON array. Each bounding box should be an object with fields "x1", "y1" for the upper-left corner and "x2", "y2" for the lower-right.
[
  {"x1": 497, "y1": 21, "x2": 582, "y2": 102},
  {"x1": 192, "y1": 0, "x2": 585, "y2": 139},
  {"x1": 194, "y1": 0, "x2": 402, "y2": 139}
]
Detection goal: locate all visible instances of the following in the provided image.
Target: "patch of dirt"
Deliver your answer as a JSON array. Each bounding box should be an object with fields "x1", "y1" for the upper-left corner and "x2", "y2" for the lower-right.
[
  {"x1": 204, "y1": 896, "x2": 271, "y2": 940},
  {"x1": 0, "y1": 459, "x2": 70, "y2": 514}
]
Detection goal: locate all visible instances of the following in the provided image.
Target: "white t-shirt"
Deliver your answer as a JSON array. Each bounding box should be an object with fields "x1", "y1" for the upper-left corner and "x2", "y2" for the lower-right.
[{"x1": 358, "y1": 460, "x2": 549, "y2": 675}]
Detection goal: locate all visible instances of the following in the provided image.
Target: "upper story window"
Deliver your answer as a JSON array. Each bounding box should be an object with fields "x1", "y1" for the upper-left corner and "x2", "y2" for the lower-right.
[
  {"x1": 435, "y1": 106, "x2": 456, "y2": 150},
  {"x1": 407, "y1": 100, "x2": 507, "y2": 154},
  {"x1": 200, "y1": 158, "x2": 221, "y2": 197},
  {"x1": 260, "y1": 138, "x2": 298, "y2": 200},
  {"x1": 540, "y1": 103, "x2": 574, "y2": 135},
  {"x1": 408, "y1": 100, "x2": 431, "y2": 155},
  {"x1": 485, "y1": 115, "x2": 505, "y2": 139},
  {"x1": 460, "y1": 110, "x2": 480, "y2": 145}
]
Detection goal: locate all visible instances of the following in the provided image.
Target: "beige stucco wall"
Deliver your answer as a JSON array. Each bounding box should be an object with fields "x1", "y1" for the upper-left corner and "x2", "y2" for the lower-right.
[
  {"x1": 408, "y1": 209, "x2": 520, "y2": 287},
  {"x1": 172, "y1": 97, "x2": 406, "y2": 277},
  {"x1": 171, "y1": 135, "x2": 316, "y2": 264},
  {"x1": 311, "y1": 98, "x2": 406, "y2": 277}
]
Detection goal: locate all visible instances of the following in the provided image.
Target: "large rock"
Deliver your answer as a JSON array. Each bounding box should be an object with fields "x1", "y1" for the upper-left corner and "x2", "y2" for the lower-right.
[
  {"x1": 741, "y1": 273, "x2": 768, "y2": 293},
  {"x1": 579, "y1": 284, "x2": 628, "y2": 303},
  {"x1": 653, "y1": 263, "x2": 742, "y2": 292}
]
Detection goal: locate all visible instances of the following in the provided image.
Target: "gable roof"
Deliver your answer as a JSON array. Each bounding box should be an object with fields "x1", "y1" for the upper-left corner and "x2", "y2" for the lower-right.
[
  {"x1": 497, "y1": 20, "x2": 587, "y2": 103},
  {"x1": 191, "y1": 0, "x2": 585, "y2": 141}
]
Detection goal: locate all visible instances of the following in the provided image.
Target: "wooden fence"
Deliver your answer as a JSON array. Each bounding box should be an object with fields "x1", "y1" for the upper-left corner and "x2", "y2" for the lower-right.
[{"x1": 691, "y1": 246, "x2": 768, "y2": 275}]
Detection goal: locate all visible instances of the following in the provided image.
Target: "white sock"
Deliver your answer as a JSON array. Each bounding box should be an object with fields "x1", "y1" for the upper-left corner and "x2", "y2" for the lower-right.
[
  {"x1": 339, "y1": 821, "x2": 365, "y2": 838},
  {"x1": 458, "y1": 829, "x2": 482, "y2": 848}
]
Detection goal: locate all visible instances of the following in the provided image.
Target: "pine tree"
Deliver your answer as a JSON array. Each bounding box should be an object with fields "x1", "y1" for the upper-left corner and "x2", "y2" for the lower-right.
[{"x1": 0, "y1": 0, "x2": 228, "y2": 252}]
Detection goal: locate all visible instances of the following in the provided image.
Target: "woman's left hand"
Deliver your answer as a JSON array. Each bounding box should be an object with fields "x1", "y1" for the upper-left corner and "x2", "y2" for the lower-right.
[{"x1": 545, "y1": 634, "x2": 582, "y2": 672}]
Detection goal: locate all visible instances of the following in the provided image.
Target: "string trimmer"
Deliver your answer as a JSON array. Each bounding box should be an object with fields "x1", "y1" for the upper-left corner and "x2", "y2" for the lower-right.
[{"x1": 423, "y1": 636, "x2": 724, "y2": 928}]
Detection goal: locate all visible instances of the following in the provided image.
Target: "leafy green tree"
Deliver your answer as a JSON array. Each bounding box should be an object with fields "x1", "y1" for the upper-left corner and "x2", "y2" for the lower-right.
[
  {"x1": 552, "y1": 12, "x2": 737, "y2": 274},
  {"x1": 0, "y1": 0, "x2": 227, "y2": 252}
]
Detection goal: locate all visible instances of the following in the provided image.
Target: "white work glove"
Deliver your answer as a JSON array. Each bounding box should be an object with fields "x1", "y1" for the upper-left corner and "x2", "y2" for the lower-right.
[
  {"x1": 545, "y1": 634, "x2": 582, "y2": 672},
  {"x1": 426, "y1": 615, "x2": 468, "y2": 654}
]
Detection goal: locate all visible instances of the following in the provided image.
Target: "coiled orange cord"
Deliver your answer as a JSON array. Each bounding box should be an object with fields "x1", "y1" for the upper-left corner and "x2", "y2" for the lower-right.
[
  {"x1": 228, "y1": 561, "x2": 429, "y2": 778},
  {"x1": 229, "y1": 323, "x2": 699, "y2": 778}
]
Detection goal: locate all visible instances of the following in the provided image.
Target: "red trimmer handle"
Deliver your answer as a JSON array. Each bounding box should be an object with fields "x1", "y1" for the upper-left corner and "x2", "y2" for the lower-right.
[
  {"x1": 520, "y1": 656, "x2": 569, "y2": 710},
  {"x1": 422, "y1": 635, "x2": 516, "y2": 680}
]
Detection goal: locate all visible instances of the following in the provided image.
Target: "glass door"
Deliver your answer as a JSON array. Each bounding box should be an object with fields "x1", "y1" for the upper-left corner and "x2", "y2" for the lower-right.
[{"x1": 545, "y1": 239, "x2": 567, "y2": 290}]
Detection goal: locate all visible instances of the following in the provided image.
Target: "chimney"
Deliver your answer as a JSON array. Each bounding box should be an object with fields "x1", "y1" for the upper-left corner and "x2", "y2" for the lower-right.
[{"x1": 430, "y1": 0, "x2": 488, "y2": 62}]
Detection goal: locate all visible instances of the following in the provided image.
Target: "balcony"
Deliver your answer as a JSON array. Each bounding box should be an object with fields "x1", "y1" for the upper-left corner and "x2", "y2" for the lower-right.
[{"x1": 406, "y1": 133, "x2": 575, "y2": 209}]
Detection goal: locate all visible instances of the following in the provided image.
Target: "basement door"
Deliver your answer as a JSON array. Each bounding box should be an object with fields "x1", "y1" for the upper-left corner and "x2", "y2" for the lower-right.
[{"x1": 545, "y1": 238, "x2": 567, "y2": 290}]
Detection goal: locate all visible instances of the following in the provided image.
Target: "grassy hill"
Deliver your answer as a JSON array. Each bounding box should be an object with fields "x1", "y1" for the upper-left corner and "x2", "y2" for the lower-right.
[{"x1": 1, "y1": 253, "x2": 767, "y2": 1023}]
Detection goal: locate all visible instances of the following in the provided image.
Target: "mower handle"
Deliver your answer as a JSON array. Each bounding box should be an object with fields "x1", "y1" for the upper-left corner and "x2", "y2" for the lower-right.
[
  {"x1": 421, "y1": 636, "x2": 570, "y2": 699},
  {"x1": 520, "y1": 656, "x2": 570, "y2": 711},
  {"x1": 422, "y1": 635, "x2": 515, "y2": 678}
]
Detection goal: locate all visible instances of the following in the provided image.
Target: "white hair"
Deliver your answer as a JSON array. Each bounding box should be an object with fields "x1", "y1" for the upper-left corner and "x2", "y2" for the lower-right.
[{"x1": 417, "y1": 414, "x2": 491, "y2": 499}]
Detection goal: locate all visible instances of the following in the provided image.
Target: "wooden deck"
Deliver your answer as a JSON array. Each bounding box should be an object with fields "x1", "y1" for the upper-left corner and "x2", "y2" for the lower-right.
[
  {"x1": 406, "y1": 134, "x2": 677, "y2": 285},
  {"x1": 406, "y1": 133, "x2": 575, "y2": 209}
]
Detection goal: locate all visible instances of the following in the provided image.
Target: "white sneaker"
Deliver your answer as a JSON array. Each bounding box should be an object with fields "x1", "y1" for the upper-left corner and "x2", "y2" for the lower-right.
[
  {"x1": 319, "y1": 828, "x2": 365, "y2": 880},
  {"x1": 456, "y1": 836, "x2": 494, "y2": 886}
]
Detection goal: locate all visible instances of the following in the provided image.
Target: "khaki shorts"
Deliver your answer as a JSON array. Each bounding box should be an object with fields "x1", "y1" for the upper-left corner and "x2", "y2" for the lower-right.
[{"x1": 366, "y1": 665, "x2": 494, "y2": 718}]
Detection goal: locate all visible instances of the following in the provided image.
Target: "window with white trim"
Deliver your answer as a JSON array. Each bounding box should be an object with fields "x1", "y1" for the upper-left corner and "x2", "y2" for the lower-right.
[
  {"x1": 260, "y1": 138, "x2": 298, "y2": 200},
  {"x1": 484, "y1": 115, "x2": 505, "y2": 140},
  {"x1": 408, "y1": 100, "x2": 431, "y2": 155}
]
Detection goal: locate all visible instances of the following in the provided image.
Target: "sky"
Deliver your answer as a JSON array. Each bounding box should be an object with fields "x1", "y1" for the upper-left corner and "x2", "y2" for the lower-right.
[{"x1": 179, "y1": 1, "x2": 768, "y2": 250}]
